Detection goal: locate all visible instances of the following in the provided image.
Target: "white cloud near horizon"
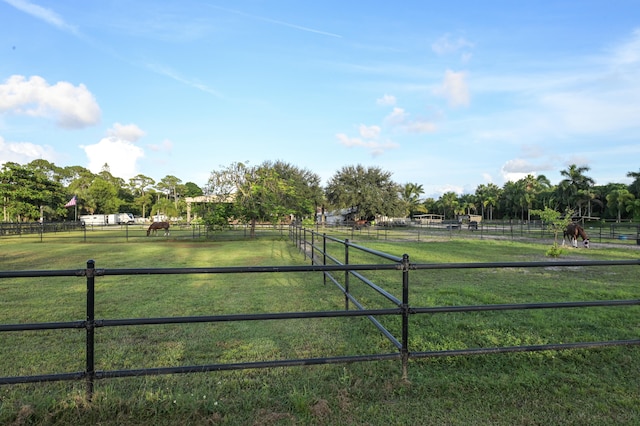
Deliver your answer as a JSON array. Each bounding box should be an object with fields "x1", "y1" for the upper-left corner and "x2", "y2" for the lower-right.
[
  {"x1": 0, "y1": 135, "x2": 57, "y2": 165},
  {"x1": 82, "y1": 123, "x2": 145, "y2": 180},
  {"x1": 0, "y1": 75, "x2": 101, "y2": 128}
]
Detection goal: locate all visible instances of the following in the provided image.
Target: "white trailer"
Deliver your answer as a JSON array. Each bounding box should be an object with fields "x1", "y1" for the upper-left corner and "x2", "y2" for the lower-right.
[
  {"x1": 107, "y1": 213, "x2": 135, "y2": 224},
  {"x1": 118, "y1": 213, "x2": 135, "y2": 224},
  {"x1": 80, "y1": 214, "x2": 107, "y2": 226},
  {"x1": 80, "y1": 213, "x2": 135, "y2": 226}
]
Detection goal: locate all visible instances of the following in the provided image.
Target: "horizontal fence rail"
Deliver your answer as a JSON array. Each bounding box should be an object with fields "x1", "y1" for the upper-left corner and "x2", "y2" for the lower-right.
[{"x1": 1, "y1": 224, "x2": 639, "y2": 401}]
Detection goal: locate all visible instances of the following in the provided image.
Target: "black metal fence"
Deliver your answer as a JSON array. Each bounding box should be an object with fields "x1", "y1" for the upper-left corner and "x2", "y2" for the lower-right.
[
  {"x1": 1, "y1": 224, "x2": 639, "y2": 401},
  {"x1": 2, "y1": 220, "x2": 639, "y2": 246},
  {"x1": 313, "y1": 220, "x2": 640, "y2": 245}
]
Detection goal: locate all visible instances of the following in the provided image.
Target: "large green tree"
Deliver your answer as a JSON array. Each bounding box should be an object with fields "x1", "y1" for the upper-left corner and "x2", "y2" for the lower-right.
[
  {"x1": 129, "y1": 174, "x2": 156, "y2": 218},
  {"x1": 86, "y1": 177, "x2": 119, "y2": 214},
  {"x1": 156, "y1": 175, "x2": 183, "y2": 209},
  {"x1": 269, "y1": 160, "x2": 323, "y2": 222},
  {"x1": 324, "y1": 165, "x2": 402, "y2": 221},
  {"x1": 0, "y1": 162, "x2": 66, "y2": 221}
]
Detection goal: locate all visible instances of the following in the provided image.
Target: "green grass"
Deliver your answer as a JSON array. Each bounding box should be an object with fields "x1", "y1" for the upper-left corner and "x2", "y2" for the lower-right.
[{"x1": 0, "y1": 235, "x2": 639, "y2": 425}]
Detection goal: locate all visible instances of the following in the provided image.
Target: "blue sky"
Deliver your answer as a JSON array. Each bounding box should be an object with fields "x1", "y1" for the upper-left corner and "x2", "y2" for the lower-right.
[{"x1": 1, "y1": 0, "x2": 639, "y2": 198}]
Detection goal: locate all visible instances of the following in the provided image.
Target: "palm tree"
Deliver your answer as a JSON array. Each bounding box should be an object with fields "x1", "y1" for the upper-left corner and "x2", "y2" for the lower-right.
[
  {"x1": 606, "y1": 189, "x2": 635, "y2": 222},
  {"x1": 459, "y1": 193, "x2": 477, "y2": 215},
  {"x1": 400, "y1": 182, "x2": 425, "y2": 217},
  {"x1": 558, "y1": 164, "x2": 595, "y2": 214},
  {"x1": 439, "y1": 192, "x2": 459, "y2": 220},
  {"x1": 475, "y1": 183, "x2": 501, "y2": 220}
]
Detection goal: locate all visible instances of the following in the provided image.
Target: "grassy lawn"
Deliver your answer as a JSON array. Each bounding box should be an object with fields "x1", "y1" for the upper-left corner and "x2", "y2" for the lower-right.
[{"x1": 0, "y1": 234, "x2": 638, "y2": 425}]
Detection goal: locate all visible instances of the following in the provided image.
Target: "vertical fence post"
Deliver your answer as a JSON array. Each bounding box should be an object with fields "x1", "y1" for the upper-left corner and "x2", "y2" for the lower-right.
[
  {"x1": 310, "y1": 228, "x2": 315, "y2": 265},
  {"x1": 303, "y1": 228, "x2": 308, "y2": 261},
  {"x1": 401, "y1": 253, "x2": 410, "y2": 381},
  {"x1": 344, "y1": 239, "x2": 350, "y2": 310},
  {"x1": 85, "y1": 259, "x2": 96, "y2": 401},
  {"x1": 322, "y1": 233, "x2": 327, "y2": 286}
]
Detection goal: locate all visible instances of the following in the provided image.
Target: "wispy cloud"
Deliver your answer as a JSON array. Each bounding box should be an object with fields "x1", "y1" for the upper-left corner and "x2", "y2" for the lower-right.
[
  {"x1": 3, "y1": 0, "x2": 79, "y2": 35},
  {"x1": 146, "y1": 64, "x2": 224, "y2": 98},
  {"x1": 209, "y1": 5, "x2": 342, "y2": 38}
]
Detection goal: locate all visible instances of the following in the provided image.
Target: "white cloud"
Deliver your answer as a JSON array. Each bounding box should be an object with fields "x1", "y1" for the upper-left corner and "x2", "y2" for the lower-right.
[
  {"x1": 432, "y1": 34, "x2": 474, "y2": 56},
  {"x1": 500, "y1": 158, "x2": 555, "y2": 182},
  {"x1": 433, "y1": 183, "x2": 465, "y2": 196},
  {"x1": 108, "y1": 122, "x2": 146, "y2": 142},
  {"x1": 82, "y1": 123, "x2": 145, "y2": 179},
  {"x1": 404, "y1": 120, "x2": 436, "y2": 133},
  {"x1": 0, "y1": 75, "x2": 101, "y2": 128},
  {"x1": 435, "y1": 70, "x2": 470, "y2": 107},
  {"x1": 147, "y1": 138, "x2": 173, "y2": 152},
  {"x1": 384, "y1": 107, "x2": 408, "y2": 126},
  {"x1": 610, "y1": 27, "x2": 640, "y2": 67},
  {"x1": 384, "y1": 107, "x2": 436, "y2": 133},
  {"x1": 376, "y1": 94, "x2": 397, "y2": 106},
  {"x1": 0, "y1": 135, "x2": 56, "y2": 165},
  {"x1": 359, "y1": 124, "x2": 381, "y2": 139},
  {"x1": 335, "y1": 133, "x2": 399, "y2": 156}
]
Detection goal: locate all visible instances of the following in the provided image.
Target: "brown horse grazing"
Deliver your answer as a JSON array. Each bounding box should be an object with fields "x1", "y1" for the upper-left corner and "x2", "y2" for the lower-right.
[
  {"x1": 147, "y1": 221, "x2": 170, "y2": 236},
  {"x1": 354, "y1": 219, "x2": 369, "y2": 230},
  {"x1": 563, "y1": 223, "x2": 589, "y2": 248}
]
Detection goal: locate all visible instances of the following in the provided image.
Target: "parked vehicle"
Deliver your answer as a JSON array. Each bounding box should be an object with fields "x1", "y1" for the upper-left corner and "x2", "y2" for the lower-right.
[
  {"x1": 80, "y1": 213, "x2": 134, "y2": 226},
  {"x1": 80, "y1": 214, "x2": 107, "y2": 226}
]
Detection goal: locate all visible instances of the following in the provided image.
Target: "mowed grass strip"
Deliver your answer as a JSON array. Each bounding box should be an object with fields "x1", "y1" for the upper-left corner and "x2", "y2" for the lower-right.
[{"x1": 0, "y1": 236, "x2": 639, "y2": 425}]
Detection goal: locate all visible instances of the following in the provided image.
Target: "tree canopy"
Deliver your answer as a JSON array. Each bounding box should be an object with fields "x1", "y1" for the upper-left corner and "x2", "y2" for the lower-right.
[{"x1": 0, "y1": 159, "x2": 638, "y2": 224}]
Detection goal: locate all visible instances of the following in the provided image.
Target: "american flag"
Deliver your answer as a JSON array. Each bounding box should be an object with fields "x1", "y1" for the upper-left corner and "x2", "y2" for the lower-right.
[{"x1": 64, "y1": 195, "x2": 77, "y2": 208}]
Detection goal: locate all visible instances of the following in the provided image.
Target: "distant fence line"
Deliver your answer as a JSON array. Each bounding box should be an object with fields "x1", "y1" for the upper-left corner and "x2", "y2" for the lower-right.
[
  {"x1": 1, "y1": 223, "x2": 639, "y2": 401},
  {"x1": 0, "y1": 222, "x2": 289, "y2": 242},
  {"x1": 1, "y1": 220, "x2": 639, "y2": 245}
]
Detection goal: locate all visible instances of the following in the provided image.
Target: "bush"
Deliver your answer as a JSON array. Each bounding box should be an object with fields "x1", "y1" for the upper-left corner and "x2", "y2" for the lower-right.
[{"x1": 545, "y1": 243, "x2": 564, "y2": 257}]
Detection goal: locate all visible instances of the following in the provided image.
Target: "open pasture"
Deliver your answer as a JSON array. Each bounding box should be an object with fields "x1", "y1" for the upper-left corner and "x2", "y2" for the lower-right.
[{"x1": 0, "y1": 235, "x2": 638, "y2": 425}]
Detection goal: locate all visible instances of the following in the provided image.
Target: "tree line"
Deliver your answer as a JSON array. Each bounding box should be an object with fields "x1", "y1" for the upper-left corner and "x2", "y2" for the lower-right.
[{"x1": 1, "y1": 160, "x2": 639, "y2": 228}]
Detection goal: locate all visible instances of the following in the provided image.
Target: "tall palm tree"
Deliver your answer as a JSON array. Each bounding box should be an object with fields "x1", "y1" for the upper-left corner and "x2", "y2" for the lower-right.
[
  {"x1": 558, "y1": 164, "x2": 595, "y2": 214},
  {"x1": 400, "y1": 182, "x2": 425, "y2": 217},
  {"x1": 475, "y1": 183, "x2": 501, "y2": 220},
  {"x1": 439, "y1": 191, "x2": 459, "y2": 220}
]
